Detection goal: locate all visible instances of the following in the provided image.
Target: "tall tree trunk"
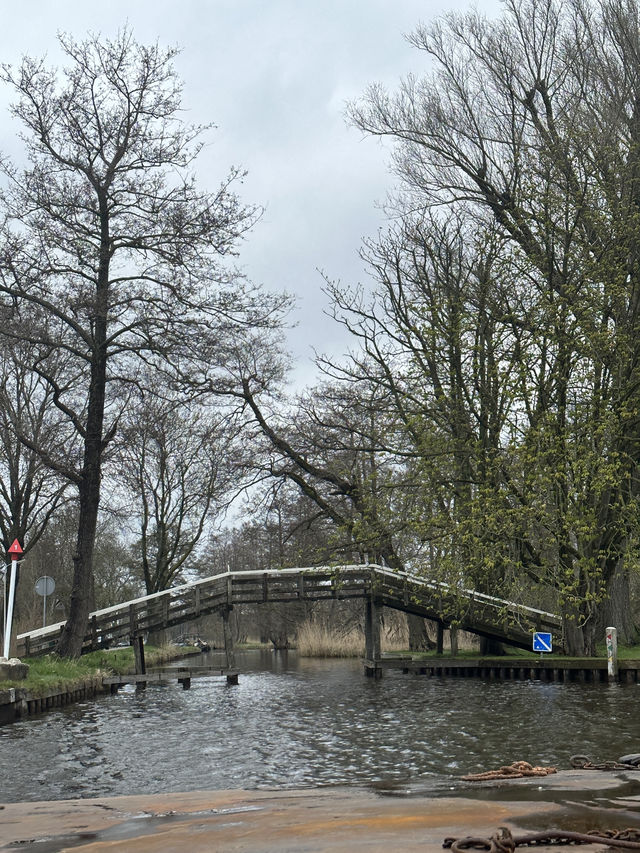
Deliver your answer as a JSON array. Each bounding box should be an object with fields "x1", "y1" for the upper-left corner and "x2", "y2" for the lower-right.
[
  {"x1": 407, "y1": 614, "x2": 436, "y2": 651},
  {"x1": 562, "y1": 610, "x2": 597, "y2": 657},
  {"x1": 57, "y1": 329, "x2": 107, "y2": 658},
  {"x1": 56, "y1": 475, "x2": 101, "y2": 657},
  {"x1": 479, "y1": 637, "x2": 505, "y2": 655},
  {"x1": 599, "y1": 560, "x2": 638, "y2": 644}
]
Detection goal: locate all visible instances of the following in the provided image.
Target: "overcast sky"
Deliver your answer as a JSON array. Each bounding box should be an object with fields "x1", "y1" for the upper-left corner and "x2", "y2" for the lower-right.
[{"x1": 0, "y1": 1, "x2": 500, "y2": 387}]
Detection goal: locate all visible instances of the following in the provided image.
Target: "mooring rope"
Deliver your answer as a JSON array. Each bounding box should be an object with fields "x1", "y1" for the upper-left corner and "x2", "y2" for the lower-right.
[
  {"x1": 461, "y1": 761, "x2": 557, "y2": 782},
  {"x1": 462, "y1": 755, "x2": 640, "y2": 781},
  {"x1": 453, "y1": 757, "x2": 640, "y2": 850}
]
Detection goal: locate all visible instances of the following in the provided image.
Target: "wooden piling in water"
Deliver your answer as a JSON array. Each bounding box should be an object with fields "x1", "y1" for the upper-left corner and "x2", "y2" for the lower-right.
[
  {"x1": 222, "y1": 607, "x2": 236, "y2": 671},
  {"x1": 364, "y1": 592, "x2": 382, "y2": 678}
]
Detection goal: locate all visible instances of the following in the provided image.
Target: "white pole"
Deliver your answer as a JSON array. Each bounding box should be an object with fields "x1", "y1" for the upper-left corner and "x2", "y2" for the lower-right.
[
  {"x1": 606, "y1": 626, "x2": 618, "y2": 682},
  {"x1": 3, "y1": 558, "x2": 17, "y2": 659},
  {"x1": 43, "y1": 588, "x2": 47, "y2": 628}
]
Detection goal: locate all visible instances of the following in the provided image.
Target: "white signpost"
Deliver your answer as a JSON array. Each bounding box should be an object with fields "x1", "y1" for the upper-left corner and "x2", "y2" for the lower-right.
[
  {"x1": 606, "y1": 626, "x2": 618, "y2": 681},
  {"x1": 3, "y1": 539, "x2": 23, "y2": 659}
]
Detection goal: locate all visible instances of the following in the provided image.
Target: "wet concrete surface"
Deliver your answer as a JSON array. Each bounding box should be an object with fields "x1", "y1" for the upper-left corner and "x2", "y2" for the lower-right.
[{"x1": 1, "y1": 772, "x2": 639, "y2": 852}]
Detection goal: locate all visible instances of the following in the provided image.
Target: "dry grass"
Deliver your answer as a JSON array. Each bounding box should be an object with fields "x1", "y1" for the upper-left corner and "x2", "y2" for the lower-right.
[
  {"x1": 296, "y1": 621, "x2": 363, "y2": 657},
  {"x1": 295, "y1": 619, "x2": 409, "y2": 658}
]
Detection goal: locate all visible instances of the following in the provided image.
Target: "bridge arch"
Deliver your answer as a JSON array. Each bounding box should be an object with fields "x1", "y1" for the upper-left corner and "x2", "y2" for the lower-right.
[{"x1": 18, "y1": 565, "x2": 561, "y2": 659}]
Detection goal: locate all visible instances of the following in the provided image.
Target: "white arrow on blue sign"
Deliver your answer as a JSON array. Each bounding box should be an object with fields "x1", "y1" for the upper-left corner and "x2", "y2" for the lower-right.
[{"x1": 532, "y1": 632, "x2": 552, "y2": 652}]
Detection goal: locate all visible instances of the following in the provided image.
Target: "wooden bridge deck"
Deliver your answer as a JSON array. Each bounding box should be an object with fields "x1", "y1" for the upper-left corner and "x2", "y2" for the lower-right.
[{"x1": 17, "y1": 565, "x2": 561, "y2": 658}]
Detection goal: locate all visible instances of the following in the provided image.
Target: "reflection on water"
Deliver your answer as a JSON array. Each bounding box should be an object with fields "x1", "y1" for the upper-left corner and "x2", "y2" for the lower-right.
[{"x1": 1, "y1": 649, "x2": 639, "y2": 803}]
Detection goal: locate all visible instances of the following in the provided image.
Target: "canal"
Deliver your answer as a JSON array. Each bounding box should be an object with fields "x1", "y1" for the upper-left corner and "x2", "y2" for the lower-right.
[{"x1": 1, "y1": 650, "x2": 638, "y2": 803}]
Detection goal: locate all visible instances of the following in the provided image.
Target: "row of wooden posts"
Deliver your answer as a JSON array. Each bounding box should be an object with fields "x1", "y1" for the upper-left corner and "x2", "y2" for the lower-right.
[
  {"x1": 364, "y1": 594, "x2": 459, "y2": 662},
  {"x1": 121, "y1": 594, "x2": 384, "y2": 688}
]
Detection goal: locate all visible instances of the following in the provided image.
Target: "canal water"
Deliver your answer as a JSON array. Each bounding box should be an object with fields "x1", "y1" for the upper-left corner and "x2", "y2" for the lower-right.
[{"x1": 1, "y1": 650, "x2": 639, "y2": 803}]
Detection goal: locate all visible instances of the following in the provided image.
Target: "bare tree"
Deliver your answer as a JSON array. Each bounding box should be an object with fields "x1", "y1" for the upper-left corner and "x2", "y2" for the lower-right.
[
  {"x1": 0, "y1": 30, "x2": 287, "y2": 656},
  {"x1": 116, "y1": 391, "x2": 245, "y2": 596},
  {"x1": 0, "y1": 339, "x2": 72, "y2": 553}
]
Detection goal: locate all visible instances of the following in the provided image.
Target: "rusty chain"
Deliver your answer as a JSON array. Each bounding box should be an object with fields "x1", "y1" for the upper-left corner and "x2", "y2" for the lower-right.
[
  {"x1": 444, "y1": 826, "x2": 640, "y2": 852},
  {"x1": 570, "y1": 755, "x2": 640, "y2": 771}
]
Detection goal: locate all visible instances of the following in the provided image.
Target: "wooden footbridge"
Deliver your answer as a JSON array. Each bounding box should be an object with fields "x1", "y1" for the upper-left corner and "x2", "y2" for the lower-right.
[{"x1": 17, "y1": 564, "x2": 562, "y2": 664}]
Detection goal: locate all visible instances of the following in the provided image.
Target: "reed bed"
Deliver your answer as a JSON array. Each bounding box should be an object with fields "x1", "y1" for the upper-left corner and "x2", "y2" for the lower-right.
[{"x1": 295, "y1": 619, "x2": 409, "y2": 658}]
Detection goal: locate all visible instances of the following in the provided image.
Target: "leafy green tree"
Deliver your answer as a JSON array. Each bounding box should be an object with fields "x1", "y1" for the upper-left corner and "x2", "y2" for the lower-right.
[{"x1": 348, "y1": 0, "x2": 640, "y2": 653}]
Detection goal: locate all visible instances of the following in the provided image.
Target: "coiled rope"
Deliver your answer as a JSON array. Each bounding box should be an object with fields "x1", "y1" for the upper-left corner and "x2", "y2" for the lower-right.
[{"x1": 461, "y1": 761, "x2": 557, "y2": 782}]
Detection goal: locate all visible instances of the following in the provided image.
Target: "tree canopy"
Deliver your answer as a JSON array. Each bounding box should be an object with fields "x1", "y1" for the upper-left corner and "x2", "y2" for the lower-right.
[{"x1": 235, "y1": 0, "x2": 640, "y2": 655}]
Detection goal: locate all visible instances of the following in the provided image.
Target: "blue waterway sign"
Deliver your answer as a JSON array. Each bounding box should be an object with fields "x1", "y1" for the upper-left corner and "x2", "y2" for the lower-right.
[{"x1": 533, "y1": 632, "x2": 553, "y2": 653}]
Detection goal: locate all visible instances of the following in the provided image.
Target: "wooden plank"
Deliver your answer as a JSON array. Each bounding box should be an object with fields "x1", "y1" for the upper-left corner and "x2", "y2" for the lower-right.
[{"x1": 103, "y1": 668, "x2": 237, "y2": 685}]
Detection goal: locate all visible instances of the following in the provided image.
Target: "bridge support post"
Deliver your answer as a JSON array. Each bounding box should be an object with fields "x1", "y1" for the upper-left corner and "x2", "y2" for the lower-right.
[
  {"x1": 222, "y1": 607, "x2": 236, "y2": 672},
  {"x1": 132, "y1": 635, "x2": 146, "y2": 677},
  {"x1": 364, "y1": 596, "x2": 382, "y2": 678}
]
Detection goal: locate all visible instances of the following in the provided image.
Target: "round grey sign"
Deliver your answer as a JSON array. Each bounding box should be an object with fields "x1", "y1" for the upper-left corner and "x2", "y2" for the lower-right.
[{"x1": 35, "y1": 576, "x2": 55, "y2": 597}]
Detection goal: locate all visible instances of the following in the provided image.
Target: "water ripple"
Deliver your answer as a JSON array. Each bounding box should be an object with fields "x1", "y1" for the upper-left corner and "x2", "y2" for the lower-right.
[{"x1": 1, "y1": 650, "x2": 639, "y2": 802}]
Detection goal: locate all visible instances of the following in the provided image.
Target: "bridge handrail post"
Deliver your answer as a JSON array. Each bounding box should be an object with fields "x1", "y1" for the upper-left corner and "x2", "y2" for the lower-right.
[
  {"x1": 128, "y1": 603, "x2": 138, "y2": 645},
  {"x1": 131, "y1": 634, "x2": 146, "y2": 675}
]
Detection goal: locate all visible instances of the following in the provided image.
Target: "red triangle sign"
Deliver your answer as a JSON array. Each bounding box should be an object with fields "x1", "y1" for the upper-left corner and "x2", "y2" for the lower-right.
[{"x1": 8, "y1": 539, "x2": 23, "y2": 556}]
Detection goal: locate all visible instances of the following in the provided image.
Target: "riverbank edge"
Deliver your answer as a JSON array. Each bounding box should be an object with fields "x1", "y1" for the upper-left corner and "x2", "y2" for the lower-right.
[
  {"x1": 0, "y1": 674, "x2": 106, "y2": 723},
  {"x1": 368, "y1": 654, "x2": 640, "y2": 683},
  {"x1": 0, "y1": 645, "x2": 200, "y2": 724},
  {"x1": 1, "y1": 772, "x2": 637, "y2": 852}
]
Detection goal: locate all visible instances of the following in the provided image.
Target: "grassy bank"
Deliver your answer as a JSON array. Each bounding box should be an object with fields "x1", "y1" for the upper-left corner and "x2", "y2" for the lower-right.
[
  {"x1": 0, "y1": 644, "x2": 199, "y2": 697},
  {"x1": 406, "y1": 641, "x2": 640, "y2": 661}
]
